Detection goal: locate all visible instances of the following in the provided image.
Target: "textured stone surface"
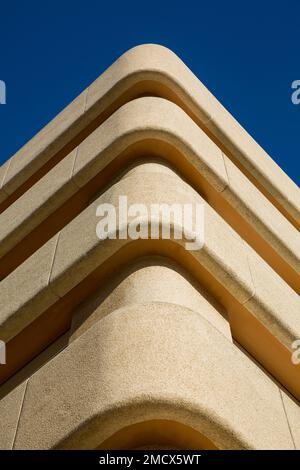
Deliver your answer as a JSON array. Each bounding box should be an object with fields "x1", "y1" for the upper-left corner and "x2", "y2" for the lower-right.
[
  {"x1": 14, "y1": 304, "x2": 293, "y2": 449},
  {"x1": 51, "y1": 165, "x2": 254, "y2": 303},
  {"x1": 281, "y1": 390, "x2": 300, "y2": 449},
  {"x1": 86, "y1": 44, "x2": 214, "y2": 125},
  {"x1": 73, "y1": 97, "x2": 228, "y2": 191},
  {"x1": 206, "y1": 92, "x2": 300, "y2": 225},
  {"x1": 222, "y1": 156, "x2": 300, "y2": 272},
  {"x1": 0, "y1": 234, "x2": 59, "y2": 341},
  {"x1": 1, "y1": 98, "x2": 298, "y2": 299},
  {"x1": 0, "y1": 163, "x2": 297, "y2": 402},
  {"x1": 1, "y1": 45, "x2": 300, "y2": 452},
  {"x1": 2, "y1": 44, "x2": 298, "y2": 227},
  {"x1": 0, "y1": 150, "x2": 78, "y2": 257},
  {"x1": 245, "y1": 245, "x2": 300, "y2": 349},
  {"x1": 0, "y1": 381, "x2": 27, "y2": 449},
  {"x1": 2, "y1": 90, "x2": 86, "y2": 196},
  {"x1": 70, "y1": 260, "x2": 231, "y2": 341},
  {"x1": 87, "y1": 44, "x2": 300, "y2": 228},
  {"x1": 1, "y1": 97, "x2": 298, "y2": 299},
  {"x1": 0, "y1": 160, "x2": 9, "y2": 204}
]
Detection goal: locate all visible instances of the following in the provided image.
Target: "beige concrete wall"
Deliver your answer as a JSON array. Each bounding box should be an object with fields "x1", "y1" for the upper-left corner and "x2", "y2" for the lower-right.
[
  {"x1": 0, "y1": 302, "x2": 297, "y2": 449},
  {"x1": 0, "y1": 45, "x2": 299, "y2": 450},
  {"x1": 1, "y1": 45, "x2": 299, "y2": 227}
]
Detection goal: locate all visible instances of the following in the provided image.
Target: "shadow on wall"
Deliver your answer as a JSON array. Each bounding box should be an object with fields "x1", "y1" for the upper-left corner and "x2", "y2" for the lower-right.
[{"x1": 97, "y1": 419, "x2": 218, "y2": 450}]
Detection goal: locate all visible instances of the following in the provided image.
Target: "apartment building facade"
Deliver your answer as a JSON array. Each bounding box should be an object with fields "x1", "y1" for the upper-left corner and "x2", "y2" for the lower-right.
[{"x1": 0, "y1": 45, "x2": 299, "y2": 449}]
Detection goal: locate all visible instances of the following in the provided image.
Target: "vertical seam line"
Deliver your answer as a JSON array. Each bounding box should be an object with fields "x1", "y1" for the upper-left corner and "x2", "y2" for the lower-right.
[
  {"x1": 71, "y1": 86, "x2": 89, "y2": 188},
  {"x1": 70, "y1": 145, "x2": 80, "y2": 187},
  {"x1": 83, "y1": 86, "x2": 89, "y2": 113},
  {"x1": 241, "y1": 241, "x2": 256, "y2": 304},
  {"x1": 12, "y1": 379, "x2": 28, "y2": 449},
  {"x1": 279, "y1": 388, "x2": 297, "y2": 449},
  {"x1": 219, "y1": 151, "x2": 230, "y2": 194},
  {"x1": 1, "y1": 158, "x2": 13, "y2": 196},
  {"x1": 47, "y1": 232, "x2": 61, "y2": 297}
]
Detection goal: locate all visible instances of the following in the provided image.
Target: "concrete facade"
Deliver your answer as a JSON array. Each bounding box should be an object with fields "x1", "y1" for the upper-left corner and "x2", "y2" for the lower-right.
[{"x1": 0, "y1": 44, "x2": 299, "y2": 450}]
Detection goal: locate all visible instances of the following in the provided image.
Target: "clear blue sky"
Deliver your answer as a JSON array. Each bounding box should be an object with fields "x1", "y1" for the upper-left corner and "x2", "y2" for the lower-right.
[{"x1": 0, "y1": 1, "x2": 299, "y2": 185}]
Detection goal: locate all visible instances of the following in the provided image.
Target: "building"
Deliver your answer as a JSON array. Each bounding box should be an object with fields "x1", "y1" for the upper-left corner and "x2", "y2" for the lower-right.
[{"x1": 0, "y1": 44, "x2": 299, "y2": 450}]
